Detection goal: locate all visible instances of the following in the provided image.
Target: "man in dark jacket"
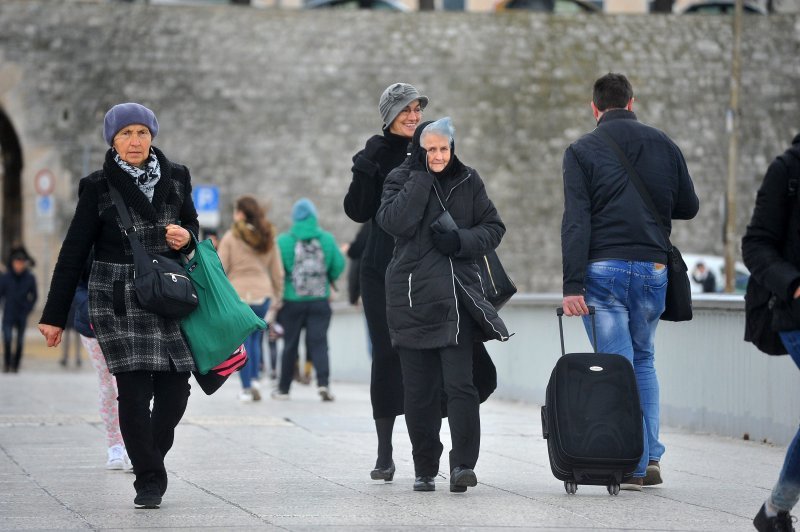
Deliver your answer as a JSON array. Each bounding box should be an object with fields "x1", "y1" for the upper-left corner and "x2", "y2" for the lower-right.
[
  {"x1": 741, "y1": 133, "x2": 800, "y2": 531},
  {"x1": 0, "y1": 248, "x2": 38, "y2": 372},
  {"x1": 560, "y1": 73, "x2": 699, "y2": 490}
]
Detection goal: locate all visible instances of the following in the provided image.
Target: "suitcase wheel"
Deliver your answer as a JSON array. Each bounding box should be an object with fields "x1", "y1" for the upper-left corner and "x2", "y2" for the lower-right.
[
  {"x1": 564, "y1": 481, "x2": 578, "y2": 495},
  {"x1": 607, "y1": 483, "x2": 620, "y2": 496}
]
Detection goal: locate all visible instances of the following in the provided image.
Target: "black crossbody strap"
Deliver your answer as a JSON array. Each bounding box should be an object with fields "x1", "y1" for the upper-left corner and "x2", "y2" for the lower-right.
[
  {"x1": 107, "y1": 183, "x2": 136, "y2": 235},
  {"x1": 107, "y1": 183, "x2": 151, "y2": 265},
  {"x1": 595, "y1": 128, "x2": 672, "y2": 251}
]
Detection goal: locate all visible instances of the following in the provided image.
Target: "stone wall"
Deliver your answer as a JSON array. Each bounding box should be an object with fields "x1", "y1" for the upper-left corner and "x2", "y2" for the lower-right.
[{"x1": 1, "y1": 1, "x2": 799, "y2": 294}]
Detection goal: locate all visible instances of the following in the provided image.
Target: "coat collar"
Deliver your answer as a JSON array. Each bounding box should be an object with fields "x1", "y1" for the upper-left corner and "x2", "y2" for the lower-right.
[
  {"x1": 103, "y1": 146, "x2": 173, "y2": 222},
  {"x1": 597, "y1": 108, "x2": 638, "y2": 125}
]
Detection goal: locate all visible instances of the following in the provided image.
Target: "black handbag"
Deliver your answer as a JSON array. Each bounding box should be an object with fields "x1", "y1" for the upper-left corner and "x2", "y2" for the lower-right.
[
  {"x1": 430, "y1": 209, "x2": 517, "y2": 310},
  {"x1": 596, "y1": 129, "x2": 692, "y2": 322},
  {"x1": 108, "y1": 184, "x2": 199, "y2": 320}
]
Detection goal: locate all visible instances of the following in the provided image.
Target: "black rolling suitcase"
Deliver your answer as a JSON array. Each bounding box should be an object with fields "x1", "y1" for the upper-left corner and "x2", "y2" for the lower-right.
[{"x1": 541, "y1": 307, "x2": 643, "y2": 495}]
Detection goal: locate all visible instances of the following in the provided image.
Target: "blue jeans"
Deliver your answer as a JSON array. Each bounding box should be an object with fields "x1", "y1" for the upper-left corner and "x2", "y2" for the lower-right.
[
  {"x1": 771, "y1": 331, "x2": 800, "y2": 511},
  {"x1": 239, "y1": 298, "x2": 271, "y2": 390},
  {"x1": 582, "y1": 260, "x2": 667, "y2": 477}
]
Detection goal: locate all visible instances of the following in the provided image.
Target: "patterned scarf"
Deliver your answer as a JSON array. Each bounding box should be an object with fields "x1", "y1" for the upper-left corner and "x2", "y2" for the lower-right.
[{"x1": 113, "y1": 148, "x2": 161, "y2": 202}]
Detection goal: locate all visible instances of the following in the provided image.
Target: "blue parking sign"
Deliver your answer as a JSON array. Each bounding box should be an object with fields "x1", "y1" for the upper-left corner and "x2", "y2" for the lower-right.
[{"x1": 192, "y1": 185, "x2": 220, "y2": 228}]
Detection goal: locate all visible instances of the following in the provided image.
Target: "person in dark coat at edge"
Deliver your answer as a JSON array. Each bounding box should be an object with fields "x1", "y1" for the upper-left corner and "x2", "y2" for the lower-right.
[
  {"x1": 344, "y1": 82, "x2": 428, "y2": 482},
  {"x1": 376, "y1": 117, "x2": 510, "y2": 493},
  {"x1": 0, "y1": 248, "x2": 37, "y2": 373},
  {"x1": 742, "y1": 133, "x2": 800, "y2": 532},
  {"x1": 38, "y1": 103, "x2": 199, "y2": 510}
]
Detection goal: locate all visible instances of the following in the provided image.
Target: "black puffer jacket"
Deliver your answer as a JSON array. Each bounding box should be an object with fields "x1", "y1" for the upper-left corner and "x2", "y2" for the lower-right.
[
  {"x1": 376, "y1": 130, "x2": 509, "y2": 349},
  {"x1": 742, "y1": 135, "x2": 800, "y2": 331}
]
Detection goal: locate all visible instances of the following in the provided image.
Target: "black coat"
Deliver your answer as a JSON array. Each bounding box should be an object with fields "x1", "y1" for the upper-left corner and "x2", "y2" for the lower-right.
[
  {"x1": 377, "y1": 153, "x2": 509, "y2": 349},
  {"x1": 0, "y1": 268, "x2": 37, "y2": 322},
  {"x1": 40, "y1": 147, "x2": 199, "y2": 374},
  {"x1": 344, "y1": 131, "x2": 409, "y2": 273},
  {"x1": 562, "y1": 110, "x2": 700, "y2": 296},
  {"x1": 742, "y1": 136, "x2": 800, "y2": 331}
]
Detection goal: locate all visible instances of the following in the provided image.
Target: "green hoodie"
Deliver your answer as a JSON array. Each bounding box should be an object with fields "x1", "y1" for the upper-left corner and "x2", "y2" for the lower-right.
[{"x1": 277, "y1": 215, "x2": 345, "y2": 302}]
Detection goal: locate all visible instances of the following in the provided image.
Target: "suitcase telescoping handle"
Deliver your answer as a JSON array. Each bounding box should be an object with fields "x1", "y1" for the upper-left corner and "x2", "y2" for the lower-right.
[{"x1": 556, "y1": 306, "x2": 597, "y2": 356}]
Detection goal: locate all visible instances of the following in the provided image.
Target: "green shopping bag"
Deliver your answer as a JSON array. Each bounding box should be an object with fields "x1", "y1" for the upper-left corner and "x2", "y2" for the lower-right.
[{"x1": 181, "y1": 238, "x2": 266, "y2": 374}]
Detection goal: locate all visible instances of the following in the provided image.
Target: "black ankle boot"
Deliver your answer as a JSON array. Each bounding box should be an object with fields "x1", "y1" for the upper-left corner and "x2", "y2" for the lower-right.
[
  {"x1": 370, "y1": 460, "x2": 395, "y2": 481},
  {"x1": 450, "y1": 466, "x2": 477, "y2": 493},
  {"x1": 413, "y1": 476, "x2": 435, "y2": 491}
]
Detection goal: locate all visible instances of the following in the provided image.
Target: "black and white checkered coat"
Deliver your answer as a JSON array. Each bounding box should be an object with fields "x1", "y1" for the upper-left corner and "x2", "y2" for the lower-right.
[{"x1": 41, "y1": 148, "x2": 200, "y2": 374}]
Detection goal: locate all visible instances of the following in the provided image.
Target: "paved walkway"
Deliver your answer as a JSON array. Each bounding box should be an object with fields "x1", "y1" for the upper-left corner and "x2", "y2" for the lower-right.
[{"x1": 0, "y1": 343, "x2": 784, "y2": 531}]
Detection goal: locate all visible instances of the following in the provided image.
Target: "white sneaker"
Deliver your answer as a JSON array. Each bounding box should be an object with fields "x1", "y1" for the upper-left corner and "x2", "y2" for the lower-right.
[
  {"x1": 271, "y1": 389, "x2": 290, "y2": 401},
  {"x1": 239, "y1": 389, "x2": 254, "y2": 402},
  {"x1": 123, "y1": 449, "x2": 133, "y2": 470},
  {"x1": 318, "y1": 386, "x2": 335, "y2": 402},
  {"x1": 106, "y1": 444, "x2": 126, "y2": 470}
]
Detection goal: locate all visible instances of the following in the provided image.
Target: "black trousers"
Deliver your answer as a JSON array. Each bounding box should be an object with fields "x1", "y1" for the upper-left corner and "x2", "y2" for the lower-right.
[
  {"x1": 277, "y1": 300, "x2": 332, "y2": 392},
  {"x1": 115, "y1": 369, "x2": 191, "y2": 494},
  {"x1": 361, "y1": 266, "x2": 404, "y2": 419},
  {"x1": 398, "y1": 322, "x2": 480, "y2": 477},
  {"x1": 2, "y1": 316, "x2": 27, "y2": 371}
]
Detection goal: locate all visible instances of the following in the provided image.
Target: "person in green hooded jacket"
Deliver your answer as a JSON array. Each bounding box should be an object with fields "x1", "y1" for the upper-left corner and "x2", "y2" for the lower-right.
[{"x1": 273, "y1": 198, "x2": 345, "y2": 401}]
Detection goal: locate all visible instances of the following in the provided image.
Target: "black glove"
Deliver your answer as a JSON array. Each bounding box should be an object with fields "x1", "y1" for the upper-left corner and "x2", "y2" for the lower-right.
[
  {"x1": 362, "y1": 136, "x2": 385, "y2": 160},
  {"x1": 431, "y1": 230, "x2": 461, "y2": 256},
  {"x1": 408, "y1": 143, "x2": 427, "y2": 172},
  {"x1": 351, "y1": 153, "x2": 379, "y2": 177}
]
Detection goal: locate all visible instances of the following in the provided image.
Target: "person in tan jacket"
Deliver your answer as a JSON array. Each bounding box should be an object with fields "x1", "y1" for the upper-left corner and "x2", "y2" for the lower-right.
[{"x1": 217, "y1": 195, "x2": 284, "y2": 402}]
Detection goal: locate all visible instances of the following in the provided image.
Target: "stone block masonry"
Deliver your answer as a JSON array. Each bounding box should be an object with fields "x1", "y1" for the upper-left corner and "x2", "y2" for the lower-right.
[{"x1": 0, "y1": 1, "x2": 798, "y2": 293}]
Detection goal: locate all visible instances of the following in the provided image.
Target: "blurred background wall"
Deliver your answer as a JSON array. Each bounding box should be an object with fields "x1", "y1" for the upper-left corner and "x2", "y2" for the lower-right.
[{"x1": 0, "y1": 1, "x2": 798, "y2": 307}]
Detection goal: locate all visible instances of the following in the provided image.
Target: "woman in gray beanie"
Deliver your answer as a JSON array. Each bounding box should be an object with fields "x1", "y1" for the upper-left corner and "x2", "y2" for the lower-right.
[
  {"x1": 39, "y1": 102, "x2": 199, "y2": 510},
  {"x1": 343, "y1": 83, "x2": 428, "y2": 482}
]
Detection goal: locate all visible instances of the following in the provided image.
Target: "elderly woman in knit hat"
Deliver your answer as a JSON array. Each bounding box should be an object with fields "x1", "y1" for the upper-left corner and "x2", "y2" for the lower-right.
[
  {"x1": 38, "y1": 102, "x2": 199, "y2": 510},
  {"x1": 344, "y1": 82, "x2": 428, "y2": 482}
]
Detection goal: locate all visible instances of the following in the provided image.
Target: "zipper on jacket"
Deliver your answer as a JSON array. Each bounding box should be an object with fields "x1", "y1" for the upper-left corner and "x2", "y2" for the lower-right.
[
  {"x1": 408, "y1": 273, "x2": 413, "y2": 308},
  {"x1": 433, "y1": 172, "x2": 472, "y2": 211},
  {"x1": 483, "y1": 255, "x2": 497, "y2": 295},
  {"x1": 448, "y1": 258, "x2": 460, "y2": 344}
]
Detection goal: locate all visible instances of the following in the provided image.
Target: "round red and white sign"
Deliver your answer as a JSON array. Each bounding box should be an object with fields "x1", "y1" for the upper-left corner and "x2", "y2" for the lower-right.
[{"x1": 34, "y1": 169, "x2": 56, "y2": 196}]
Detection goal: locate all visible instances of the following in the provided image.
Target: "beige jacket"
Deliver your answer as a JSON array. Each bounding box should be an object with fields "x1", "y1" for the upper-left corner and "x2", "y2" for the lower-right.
[{"x1": 217, "y1": 228, "x2": 284, "y2": 323}]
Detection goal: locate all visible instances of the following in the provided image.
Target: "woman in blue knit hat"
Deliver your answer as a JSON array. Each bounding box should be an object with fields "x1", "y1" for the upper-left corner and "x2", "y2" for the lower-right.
[
  {"x1": 344, "y1": 82, "x2": 428, "y2": 482},
  {"x1": 38, "y1": 102, "x2": 199, "y2": 510}
]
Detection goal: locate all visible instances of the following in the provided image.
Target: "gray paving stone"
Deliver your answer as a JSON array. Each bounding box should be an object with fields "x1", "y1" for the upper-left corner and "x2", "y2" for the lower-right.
[{"x1": 0, "y1": 359, "x2": 786, "y2": 530}]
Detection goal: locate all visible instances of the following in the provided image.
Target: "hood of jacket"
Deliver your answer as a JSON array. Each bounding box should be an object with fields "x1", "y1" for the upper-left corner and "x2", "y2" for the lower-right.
[{"x1": 290, "y1": 215, "x2": 322, "y2": 241}]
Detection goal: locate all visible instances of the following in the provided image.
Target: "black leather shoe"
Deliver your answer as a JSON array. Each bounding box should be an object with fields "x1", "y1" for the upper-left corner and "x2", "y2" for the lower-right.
[
  {"x1": 370, "y1": 460, "x2": 395, "y2": 481},
  {"x1": 450, "y1": 466, "x2": 477, "y2": 493},
  {"x1": 413, "y1": 476, "x2": 436, "y2": 491},
  {"x1": 134, "y1": 488, "x2": 162, "y2": 509}
]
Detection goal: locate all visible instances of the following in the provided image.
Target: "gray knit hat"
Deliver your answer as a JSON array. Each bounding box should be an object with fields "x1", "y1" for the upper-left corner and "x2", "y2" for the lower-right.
[
  {"x1": 379, "y1": 83, "x2": 429, "y2": 130},
  {"x1": 103, "y1": 103, "x2": 159, "y2": 146}
]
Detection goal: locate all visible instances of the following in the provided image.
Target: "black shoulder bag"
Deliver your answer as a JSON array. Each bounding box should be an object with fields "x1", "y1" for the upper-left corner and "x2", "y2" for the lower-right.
[
  {"x1": 429, "y1": 179, "x2": 517, "y2": 310},
  {"x1": 108, "y1": 184, "x2": 199, "y2": 320},
  {"x1": 596, "y1": 128, "x2": 693, "y2": 322}
]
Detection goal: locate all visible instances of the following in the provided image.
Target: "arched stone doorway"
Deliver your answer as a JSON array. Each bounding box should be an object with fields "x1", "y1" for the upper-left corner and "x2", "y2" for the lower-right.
[{"x1": 0, "y1": 107, "x2": 23, "y2": 264}]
